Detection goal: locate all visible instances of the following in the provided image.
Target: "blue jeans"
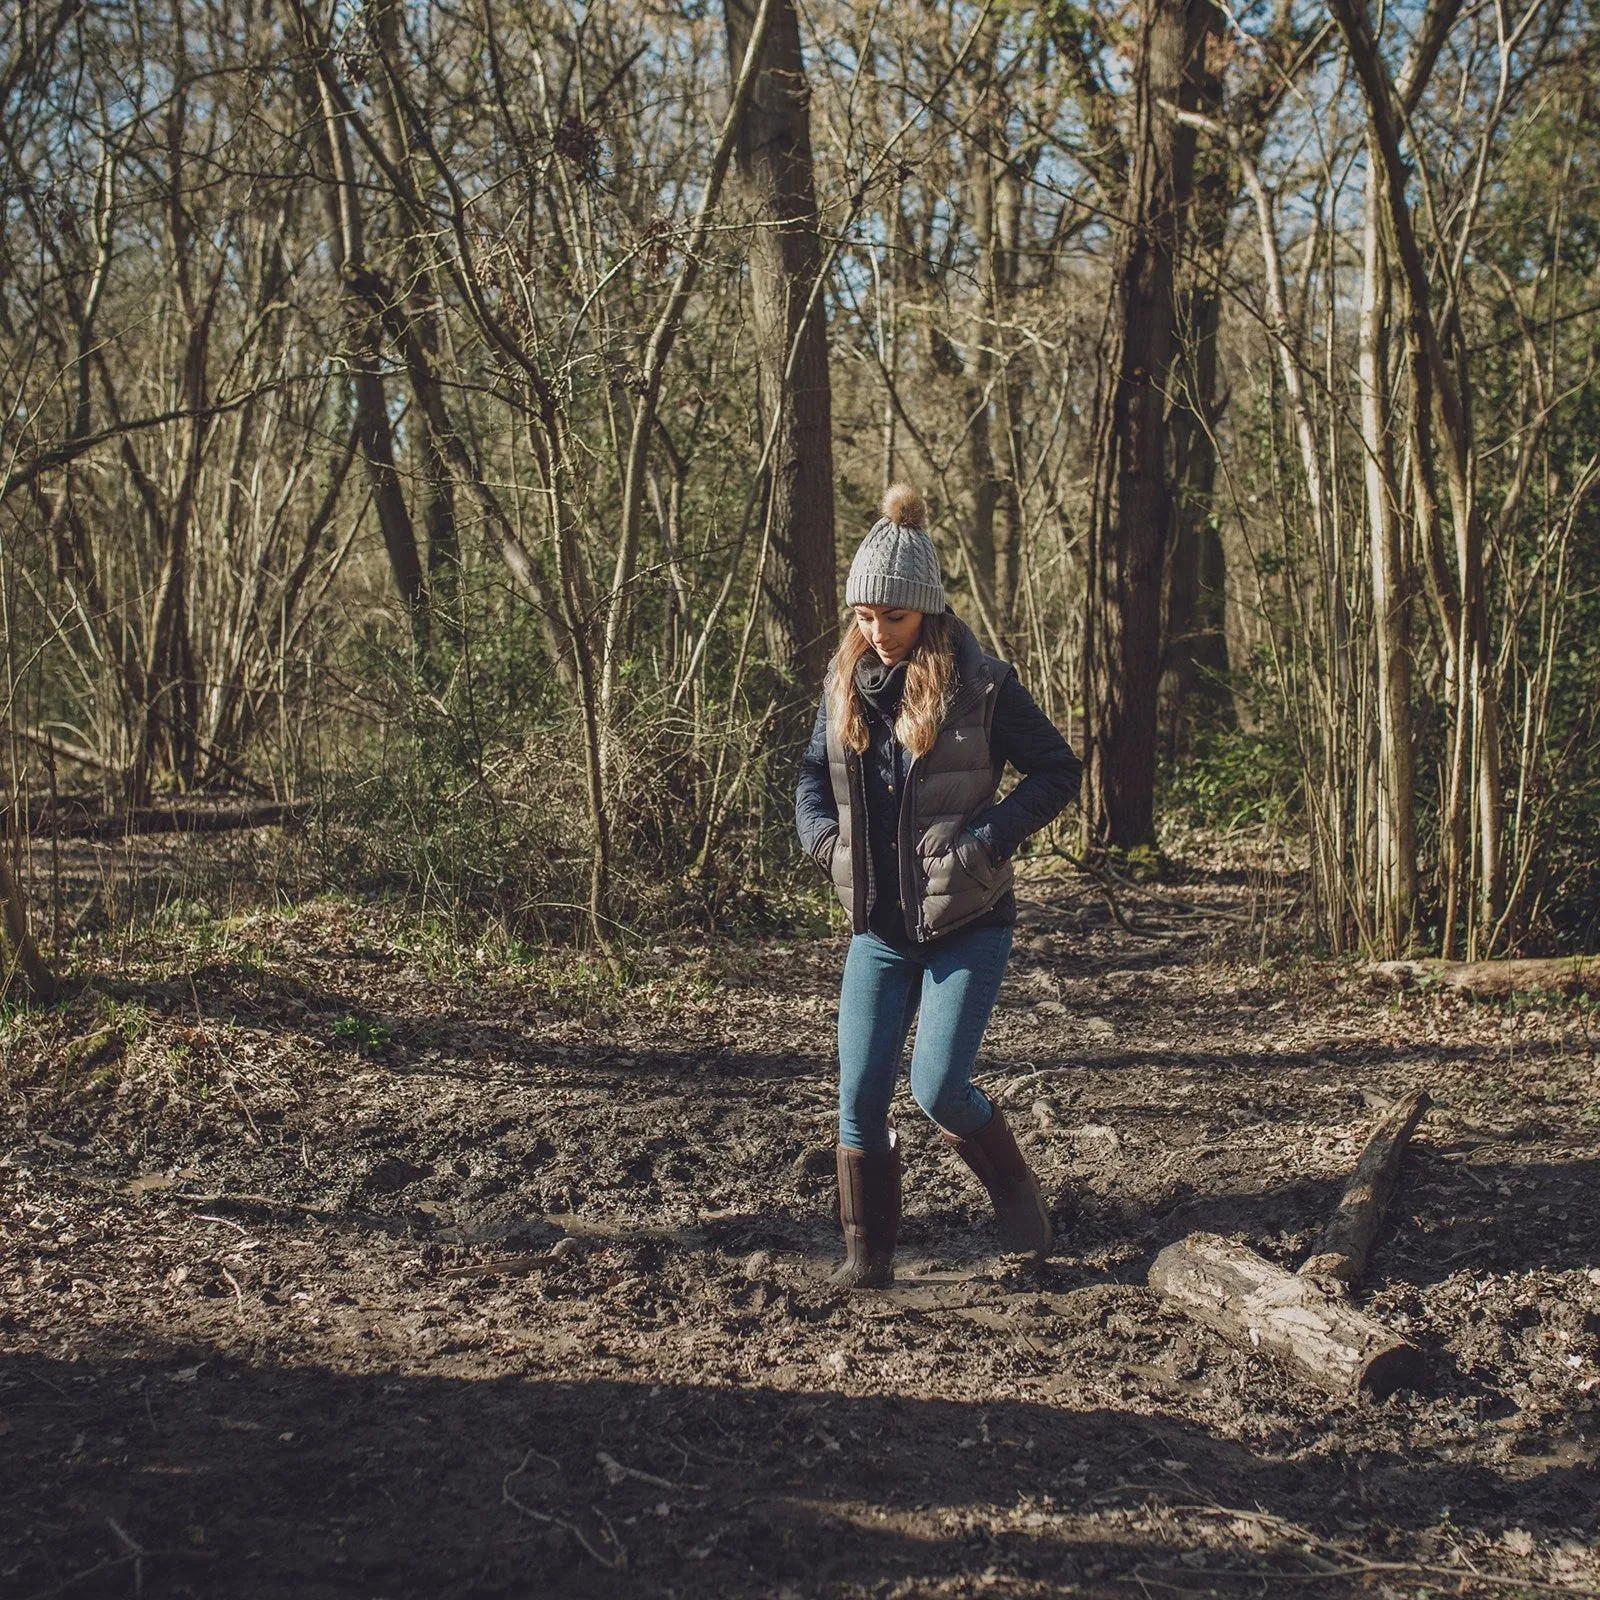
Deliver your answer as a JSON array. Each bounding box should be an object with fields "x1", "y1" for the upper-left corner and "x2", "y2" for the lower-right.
[{"x1": 836, "y1": 925, "x2": 1013, "y2": 1152}]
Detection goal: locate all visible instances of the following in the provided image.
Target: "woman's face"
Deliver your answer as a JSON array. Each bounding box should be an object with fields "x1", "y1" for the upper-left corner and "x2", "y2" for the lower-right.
[{"x1": 854, "y1": 604, "x2": 923, "y2": 666}]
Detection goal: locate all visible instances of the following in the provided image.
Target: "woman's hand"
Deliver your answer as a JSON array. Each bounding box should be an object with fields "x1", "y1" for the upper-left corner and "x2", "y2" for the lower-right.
[
  {"x1": 963, "y1": 821, "x2": 1000, "y2": 868},
  {"x1": 812, "y1": 827, "x2": 840, "y2": 872}
]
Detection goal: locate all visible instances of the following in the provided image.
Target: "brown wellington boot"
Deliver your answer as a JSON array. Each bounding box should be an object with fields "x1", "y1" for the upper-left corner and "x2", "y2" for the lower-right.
[
  {"x1": 943, "y1": 1105, "x2": 1053, "y2": 1258},
  {"x1": 830, "y1": 1135, "x2": 900, "y2": 1289}
]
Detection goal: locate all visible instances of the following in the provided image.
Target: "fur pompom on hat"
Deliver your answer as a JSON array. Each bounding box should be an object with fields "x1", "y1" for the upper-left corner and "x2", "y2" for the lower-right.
[
  {"x1": 880, "y1": 483, "x2": 927, "y2": 529},
  {"x1": 845, "y1": 483, "x2": 946, "y2": 614}
]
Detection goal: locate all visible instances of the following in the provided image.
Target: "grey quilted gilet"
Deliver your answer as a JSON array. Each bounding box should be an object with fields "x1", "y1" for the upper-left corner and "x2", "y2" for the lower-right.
[{"x1": 823, "y1": 656, "x2": 1013, "y2": 943}]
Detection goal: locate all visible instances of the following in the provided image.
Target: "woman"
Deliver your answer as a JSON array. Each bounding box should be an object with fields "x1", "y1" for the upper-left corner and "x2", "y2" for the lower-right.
[{"x1": 795, "y1": 484, "x2": 1082, "y2": 1288}]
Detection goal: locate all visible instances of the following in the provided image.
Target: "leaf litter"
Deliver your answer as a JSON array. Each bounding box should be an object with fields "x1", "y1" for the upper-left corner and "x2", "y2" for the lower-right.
[{"x1": 0, "y1": 850, "x2": 1597, "y2": 1597}]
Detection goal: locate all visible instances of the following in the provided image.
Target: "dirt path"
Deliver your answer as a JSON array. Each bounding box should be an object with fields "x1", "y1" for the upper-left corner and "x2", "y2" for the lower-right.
[{"x1": 3, "y1": 859, "x2": 1598, "y2": 1597}]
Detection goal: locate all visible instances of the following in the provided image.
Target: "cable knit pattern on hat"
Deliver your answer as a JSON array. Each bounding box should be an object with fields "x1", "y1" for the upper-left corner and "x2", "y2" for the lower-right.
[{"x1": 846, "y1": 484, "x2": 947, "y2": 614}]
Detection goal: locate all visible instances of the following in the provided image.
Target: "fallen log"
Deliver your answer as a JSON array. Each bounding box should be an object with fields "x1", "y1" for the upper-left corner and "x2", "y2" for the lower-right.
[
  {"x1": 2, "y1": 799, "x2": 312, "y2": 840},
  {"x1": 1148, "y1": 1088, "x2": 1431, "y2": 1399},
  {"x1": 1149, "y1": 1233, "x2": 1423, "y2": 1399},
  {"x1": 1369, "y1": 955, "x2": 1600, "y2": 996},
  {"x1": 1298, "y1": 1088, "x2": 1430, "y2": 1288}
]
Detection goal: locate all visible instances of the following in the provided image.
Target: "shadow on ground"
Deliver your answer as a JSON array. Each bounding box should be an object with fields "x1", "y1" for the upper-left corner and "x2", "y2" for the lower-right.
[{"x1": 2, "y1": 1347, "x2": 1594, "y2": 1600}]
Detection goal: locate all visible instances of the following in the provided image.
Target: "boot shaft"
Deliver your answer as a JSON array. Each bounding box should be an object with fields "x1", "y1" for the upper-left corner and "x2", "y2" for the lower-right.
[
  {"x1": 943, "y1": 1105, "x2": 1054, "y2": 1258},
  {"x1": 835, "y1": 1140, "x2": 901, "y2": 1248},
  {"x1": 833, "y1": 1138, "x2": 900, "y2": 1288},
  {"x1": 942, "y1": 1104, "x2": 1030, "y2": 1204}
]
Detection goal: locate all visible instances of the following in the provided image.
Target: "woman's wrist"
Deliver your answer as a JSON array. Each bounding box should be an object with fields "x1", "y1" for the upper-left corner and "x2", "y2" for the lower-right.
[{"x1": 963, "y1": 823, "x2": 1002, "y2": 865}]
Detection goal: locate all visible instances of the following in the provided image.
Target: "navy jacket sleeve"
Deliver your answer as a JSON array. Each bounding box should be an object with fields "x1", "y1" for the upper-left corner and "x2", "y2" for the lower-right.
[
  {"x1": 968, "y1": 672, "x2": 1081, "y2": 862},
  {"x1": 794, "y1": 696, "x2": 839, "y2": 862}
]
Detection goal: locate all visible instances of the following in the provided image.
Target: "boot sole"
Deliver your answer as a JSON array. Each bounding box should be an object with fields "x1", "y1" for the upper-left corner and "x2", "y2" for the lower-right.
[{"x1": 830, "y1": 1261, "x2": 895, "y2": 1290}]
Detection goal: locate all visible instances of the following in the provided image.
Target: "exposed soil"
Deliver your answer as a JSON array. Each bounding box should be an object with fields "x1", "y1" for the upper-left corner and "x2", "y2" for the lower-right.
[{"x1": 2, "y1": 848, "x2": 1598, "y2": 1598}]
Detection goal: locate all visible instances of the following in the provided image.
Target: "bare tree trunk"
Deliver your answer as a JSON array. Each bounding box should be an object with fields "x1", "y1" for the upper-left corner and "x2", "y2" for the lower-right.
[
  {"x1": 954, "y1": 32, "x2": 1030, "y2": 649},
  {"x1": 1083, "y1": 0, "x2": 1210, "y2": 849},
  {"x1": 296, "y1": 9, "x2": 575, "y2": 684},
  {"x1": 599, "y1": 0, "x2": 776, "y2": 732},
  {"x1": 724, "y1": 0, "x2": 836, "y2": 696},
  {"x1": 964, "y1": 143, "x2": 1000, "y2": 613},
  {"x1": 345, "y1": 318, "x2": 430, "y2": 662},
  {"x1": 1359, "y1": 157, "x2": 1418, "y2": 951},
  {"x1": 1161, "y1": 22, "x2": 1231, "y2": 758},
  {"x1": 532, "y1": 399, "x2": 614, "y2": 953},
  {"x1": 127, "y1": 24, "x2": 213, "y2": 798},
  {"x1": 1327, "y1": 0, "x2": 1502, "y2": 956},
  {"x1": 293, "y1": 20, "x2": 429, "y2": 661},
  {"x1": 1162, "y1": 278, "x2": 1230, "y2": 757},
  {"x1": 369, "y1": 0, "x2": 460, "y2": 630},
  {"x1": 960, "y1": 19, "x2": 1003, "y2": 619},
  {"x1": 988, "y1": 163, "x2": 1027, "y2": 639}
]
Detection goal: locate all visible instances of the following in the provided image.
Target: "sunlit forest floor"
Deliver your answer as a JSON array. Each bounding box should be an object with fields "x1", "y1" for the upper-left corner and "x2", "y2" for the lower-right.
[{"x1": 2, "y1": 839, "x2": 1598, "y2": 1598}]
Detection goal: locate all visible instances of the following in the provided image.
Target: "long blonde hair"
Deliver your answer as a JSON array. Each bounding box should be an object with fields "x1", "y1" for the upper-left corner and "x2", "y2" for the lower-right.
[{"x1": 827, "y1": 610, "x2": 959, "y2": 758}]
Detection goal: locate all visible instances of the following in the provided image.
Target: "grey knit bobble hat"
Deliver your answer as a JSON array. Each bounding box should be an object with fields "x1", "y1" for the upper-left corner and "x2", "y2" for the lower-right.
[{"x1": 845, "y1": 484, "x2": 946, "y2": 614}]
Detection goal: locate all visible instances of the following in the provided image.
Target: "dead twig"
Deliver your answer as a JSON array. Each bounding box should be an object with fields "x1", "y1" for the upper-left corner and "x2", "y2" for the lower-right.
[
  {"x1": 1051, "y1": 846, "x2": 1254, "y2": 929},
  {"x1": 104, "y1": 1520, "x2": 144, "y2": 1598},
  {"x1": 22, "y1": 1556, "x2": 138, "y2": 1600},
  {"x1": 993, "y1": 1065, "x2": 1081, "y2": 1096},
  {"x1": 502, "y1": 1449, "x2": 628, "y2": 1569},
  {"x1": 440, "y1": 1252, "x2": 549, "y2": 1280},
  {"x1": 1161, "y1": 1504, "x2": 1600, "y2": 1597},
  {"x1": 596, "y1": 1449, "x2": 704, "y2": 1492},
  {"x1": 196, "y1": 1213, "x2": 248, "y2": 1234},
  {"x1": 22, "y1": 1541, "x2": 211, "y2": 1600}
]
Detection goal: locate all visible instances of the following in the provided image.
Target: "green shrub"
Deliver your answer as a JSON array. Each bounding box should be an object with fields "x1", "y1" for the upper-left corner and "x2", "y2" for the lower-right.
[{"x1": 1165, "y1": 724, "x2": 1301, "y2": 832}]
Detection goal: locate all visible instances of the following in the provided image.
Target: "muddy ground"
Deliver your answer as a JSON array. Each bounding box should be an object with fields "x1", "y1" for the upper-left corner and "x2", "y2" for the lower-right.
[{"x1": 2, "y1": 841, "x2": 1598, "y2": 1599}]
